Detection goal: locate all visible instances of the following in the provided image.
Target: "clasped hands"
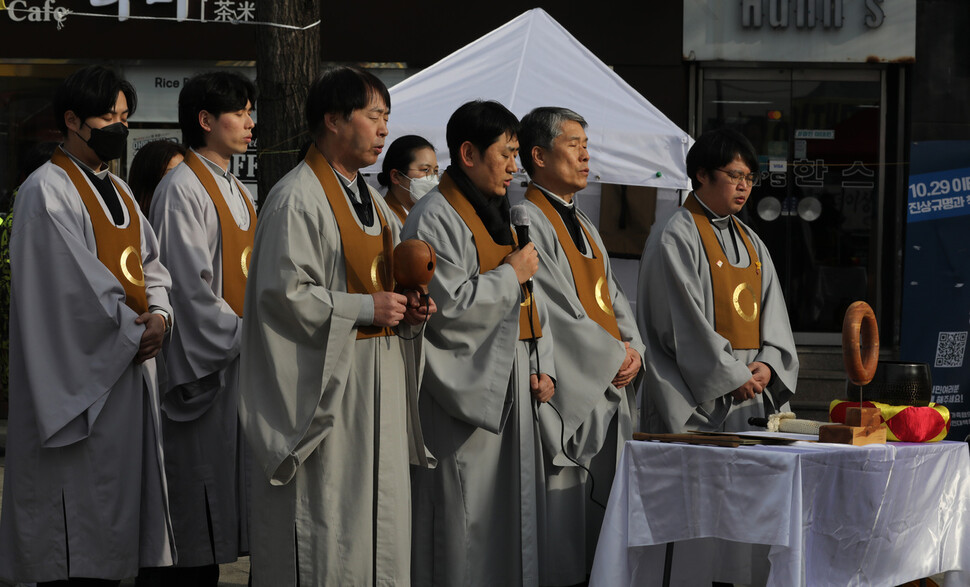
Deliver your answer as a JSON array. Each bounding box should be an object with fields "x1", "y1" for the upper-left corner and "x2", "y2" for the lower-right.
[
  {"x1": 135, "y1": 311, "x2": 166, "y2": 364},
  {"x1": 612, "y1": 341, "x2": 641, "y2": 388},
  {"x1": 731, "y1": 361, "x2": 771, "y2": 403},
  {"x1": 372, "y1": 290, "x2": 438, "y2": 327}
]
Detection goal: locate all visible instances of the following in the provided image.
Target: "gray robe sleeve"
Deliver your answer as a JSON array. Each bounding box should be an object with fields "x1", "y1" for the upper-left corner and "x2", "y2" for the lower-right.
[
  {"x1": 148, "y1": 165, "x2": 245, "y2": 421},
  {"x1": 239, "y1": 169, "x2": 363, "y2": 485},
  {"x1": 747, "y1": 231, "x2": 798, "y2": 403},
  {"x1": 12, "y1": 164, "x2": 172, "y2": 447},
  {"x1": 400, "y1": 196, "x2": 524, "y2": 434}
]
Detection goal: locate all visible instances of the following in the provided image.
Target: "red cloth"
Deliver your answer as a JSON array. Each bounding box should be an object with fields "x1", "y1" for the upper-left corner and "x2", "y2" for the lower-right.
[{"x1": 829, "y1": 401, "x2": 950, "y2": 442}]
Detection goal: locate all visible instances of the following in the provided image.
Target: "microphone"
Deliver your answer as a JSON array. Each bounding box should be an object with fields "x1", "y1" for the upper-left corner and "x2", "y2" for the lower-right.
[{"x1": 510, "y1": 203, "x2": 533, "y2": 293}]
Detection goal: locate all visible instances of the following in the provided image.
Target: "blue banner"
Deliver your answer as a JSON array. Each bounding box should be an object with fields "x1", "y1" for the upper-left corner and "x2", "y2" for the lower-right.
[
  {"x1": 901, "y1": 141, "x2": 970, "y2": 440},
  {"x1": 907, "y1": 166, "x2": 970, "y2": 222}
]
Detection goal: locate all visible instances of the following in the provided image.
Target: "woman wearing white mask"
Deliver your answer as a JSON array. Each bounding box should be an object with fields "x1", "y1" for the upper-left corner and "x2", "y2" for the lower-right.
[{"x1": 377, "y1": 135, "x2": 439, "y2": 225}]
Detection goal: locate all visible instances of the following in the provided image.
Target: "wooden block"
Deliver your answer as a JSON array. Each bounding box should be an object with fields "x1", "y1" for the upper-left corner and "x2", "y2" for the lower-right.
[
  {"x1": 845, "y1": 406, "x2": 882, "y2": 428},
  {"x1": 818, "y1": 424, "x2": 887, "y2": 445}
]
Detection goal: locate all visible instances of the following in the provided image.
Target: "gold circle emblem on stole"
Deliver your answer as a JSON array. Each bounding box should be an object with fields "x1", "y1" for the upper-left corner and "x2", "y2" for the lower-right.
[
  {"x1": 520, "y1": 289, "x2": 533, "y2": 308},
  {"x1": 594, "y1": 276, "x2": 615, "y2": 316},
  {"x1": 241, "y1": 246, "x2": 252, "y2": 278},
  {"x1": 370, "y1": 252, "x2": 387, "y2": 291},
  {"x1": 732, "y1": 282, "x2": 759, "y2": 322},
  {"x1": 120, "y1": 245, "x2": 145, "y2": 287}
]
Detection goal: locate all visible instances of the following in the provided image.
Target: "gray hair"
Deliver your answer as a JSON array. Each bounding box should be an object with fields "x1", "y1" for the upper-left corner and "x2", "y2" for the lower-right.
[{"x1": 518, "y1": 106, "x2": 587, "y2": 177}]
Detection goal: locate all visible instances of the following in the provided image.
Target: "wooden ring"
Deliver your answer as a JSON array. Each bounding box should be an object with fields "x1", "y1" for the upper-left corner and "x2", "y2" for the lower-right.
[{"x1": 842, "y1": 301, "x2": 879, "y2": 386}]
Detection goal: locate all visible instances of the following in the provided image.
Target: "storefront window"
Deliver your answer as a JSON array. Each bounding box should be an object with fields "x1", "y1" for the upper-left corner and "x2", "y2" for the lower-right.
[
  {"x1": 702, "y1": 68, "x2": 882, "y2": 336},
  {"x1": 0, "y1": 70, "x2": 65, "y2": 212}
]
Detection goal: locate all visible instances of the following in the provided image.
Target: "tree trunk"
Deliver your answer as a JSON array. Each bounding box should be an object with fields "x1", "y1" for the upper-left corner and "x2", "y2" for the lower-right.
[{"x1": 255, "y1": 1, "x2": 320, "y2": 207}]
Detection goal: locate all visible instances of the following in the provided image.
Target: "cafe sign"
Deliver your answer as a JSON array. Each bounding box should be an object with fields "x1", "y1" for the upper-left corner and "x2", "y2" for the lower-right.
[{"x1": 3, "y1": 0, "x2": 255, "y2": 27}]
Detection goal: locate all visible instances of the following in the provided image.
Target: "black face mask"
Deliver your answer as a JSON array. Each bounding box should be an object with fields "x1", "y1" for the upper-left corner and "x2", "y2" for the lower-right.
[{"x1": 78, "y1": 121, "x2": 129, "y2": 162}]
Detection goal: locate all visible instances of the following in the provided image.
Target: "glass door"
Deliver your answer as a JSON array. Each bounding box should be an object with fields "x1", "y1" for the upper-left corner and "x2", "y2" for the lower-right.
[{"x1": 700, "y1": 67, "x2": 883, "y2": 341}]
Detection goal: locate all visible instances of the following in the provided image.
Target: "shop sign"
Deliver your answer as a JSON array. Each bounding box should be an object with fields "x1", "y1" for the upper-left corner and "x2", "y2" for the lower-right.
[
  {"x1": 122, "y1": 65, "x2": 256, "y2": 123},
  {"x1": 757, "y1": 158, "x2": 875, "y2": 190},
  {"x1": 4, "y1": 0, "x2": 255, "y2": 27},
  {"x1": 230, "y1": 143, "x2": 258, "y2": 183},
  {"x1": 683, "y1": 0, "x2": 916, "y2": 63}
]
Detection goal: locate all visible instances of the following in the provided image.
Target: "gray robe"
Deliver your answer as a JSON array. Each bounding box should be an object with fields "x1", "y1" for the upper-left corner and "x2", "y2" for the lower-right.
[
  {"x1": 239, "y1": 160, "x2": 430, "y2": 587},
  {"x1": 147, "y1": 154, "x2": 250, "y2": 567},
  {"x1": 523, "y1": 193, "x2": 644, "y2": 586},
  {"x1": 637, "y1": 196, "x2": 798, "y2": 433},
  {"x1": 402, "y1": 188, "x2": 555, "y2": 587},
  {"x1": 0, "y1": 155, "x2": 175, "y2": 582}
]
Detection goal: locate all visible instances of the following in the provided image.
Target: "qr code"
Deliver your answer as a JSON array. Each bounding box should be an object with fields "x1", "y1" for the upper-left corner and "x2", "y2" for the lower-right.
[{"x1": 935, "y1": 331, "x2": 968, "y2": 368}]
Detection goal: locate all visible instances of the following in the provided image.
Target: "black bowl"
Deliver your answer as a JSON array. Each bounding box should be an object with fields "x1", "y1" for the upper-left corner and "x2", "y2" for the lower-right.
[{"x1": 845, "y1": 361, "x2": 932, "y2": 406}]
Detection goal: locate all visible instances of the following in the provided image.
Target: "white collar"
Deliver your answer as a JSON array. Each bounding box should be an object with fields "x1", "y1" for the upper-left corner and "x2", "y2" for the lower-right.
[
  {"x1": 193, "y1": 148, "x2": 233, "y2": 178},
  {"x1": 534, "y1": 183, "x2": 575, "y2": 208},
  {"x1": 693, "y1": 192, "x2": 731, "y2": 221},
  {"x1": 333, "y1": 167, "x2": 358, "y2": 187},
  {"x1": 61, "y1": 145, "x2": 109, "y2": 179}
]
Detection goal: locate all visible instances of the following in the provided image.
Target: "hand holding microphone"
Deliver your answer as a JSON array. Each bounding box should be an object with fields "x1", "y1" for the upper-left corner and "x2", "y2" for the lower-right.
[
  {"x1": 506, "y1": 203, "x2": 538, "y2": 289},
  {"x1": 503, "y1": 243, "x2": 538, "y2": 286}
]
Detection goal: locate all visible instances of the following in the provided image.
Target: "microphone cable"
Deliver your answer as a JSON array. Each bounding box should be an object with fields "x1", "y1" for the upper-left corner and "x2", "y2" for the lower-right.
[
  {"x1": 393, "y1": 289, "x2": 432, "y2": 341},
  {"x1": 524, "y1": 286, "x2": 607, "y2": 511}
]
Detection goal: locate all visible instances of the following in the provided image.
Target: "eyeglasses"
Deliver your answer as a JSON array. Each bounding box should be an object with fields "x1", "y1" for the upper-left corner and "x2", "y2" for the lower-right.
[
  {"x1": 716, "y1": 168, "x2": 758, "y2": 185},
  {"x1": 407, "y1": 166, "x2": 439, "y2": 178}
]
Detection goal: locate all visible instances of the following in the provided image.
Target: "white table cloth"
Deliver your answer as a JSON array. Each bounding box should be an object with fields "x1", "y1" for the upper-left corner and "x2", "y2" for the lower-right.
[{"x1": 590, "y1": 439, "x2": 970, "y2": 586}]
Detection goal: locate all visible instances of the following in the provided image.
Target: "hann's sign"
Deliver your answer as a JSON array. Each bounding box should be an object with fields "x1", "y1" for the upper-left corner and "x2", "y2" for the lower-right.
[{"x1": 683, "y1": 0, "x2": 916, "y2": 63}]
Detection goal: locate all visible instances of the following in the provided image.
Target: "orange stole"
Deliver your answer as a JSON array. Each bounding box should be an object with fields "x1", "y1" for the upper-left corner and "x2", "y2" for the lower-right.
[
  {"x1": 438, "y1": 173, "x2": 542, "y2": 340},
  {"x1": 305, "y1": 144, "x2": 393, "y2": 339},
  {"x1": 383, "y1": 193, "x2": 408, "y2": 225},
  {"x1": 51, "y1": 148, "x2": 148, "y2": 315},
  {"x1": 525, "y1": 186, "x2": 621, "y2": 340},
  {"x1": 183, "y1": 150, "x2": 256, "y2": 316},
  {"x1": 683, "y1": 193, "x2": 761, "y2": 350}
]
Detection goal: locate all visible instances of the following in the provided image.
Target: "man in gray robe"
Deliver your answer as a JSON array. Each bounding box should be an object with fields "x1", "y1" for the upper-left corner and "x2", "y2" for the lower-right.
[
  {"x1": 238, "y1": 66, "x2": 435, "y2": 587},
  {"x1": 0, "y1": 65, "x2": 175, "y2": 586},
  {"x1": 518, "y1": 107, "x2": 644, "y2": 586},
  {"x1": 637, "y1": 128, "x2": 798, "y2": 434},
  {"x1": 403, "y1": 100, "x2": 556, "y2": 587},
  {"x1": 141, "y1": 71, "x2": 256, "y2": 585}
]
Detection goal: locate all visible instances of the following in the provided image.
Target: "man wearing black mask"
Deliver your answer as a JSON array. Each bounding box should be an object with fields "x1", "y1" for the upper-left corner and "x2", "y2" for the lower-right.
[{"x1": 0, "y1": 65, "x2": 175, "y2": 586}]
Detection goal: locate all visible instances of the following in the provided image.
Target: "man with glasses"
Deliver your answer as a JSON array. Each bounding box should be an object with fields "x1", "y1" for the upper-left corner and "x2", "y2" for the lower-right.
[{"x1": 636, "y1": 128, "x2": 798, "y2": 434}]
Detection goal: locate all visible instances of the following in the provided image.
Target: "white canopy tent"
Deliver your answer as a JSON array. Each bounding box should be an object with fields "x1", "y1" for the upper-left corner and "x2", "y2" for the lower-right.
[{"x1": 366, "y1": 8, "x2": 693, "y2": 190}]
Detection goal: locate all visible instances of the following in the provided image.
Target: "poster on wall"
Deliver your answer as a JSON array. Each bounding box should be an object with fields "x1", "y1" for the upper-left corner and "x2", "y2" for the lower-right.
[
  {"x1": 127, "y1": 128, "x2": 181, "y2": 172},
  {"x1": 901, "y1": 140, "x2": 970, "y2": 441}
]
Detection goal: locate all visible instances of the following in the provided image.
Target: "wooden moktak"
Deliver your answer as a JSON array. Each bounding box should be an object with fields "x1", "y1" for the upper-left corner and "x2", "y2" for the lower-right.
[
  {"x1": 819, "y1": 301, "x2": 887, "y2": 445},
  {"x1": 393, "y1": 238, "x2": 436, "y2": 297}
]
